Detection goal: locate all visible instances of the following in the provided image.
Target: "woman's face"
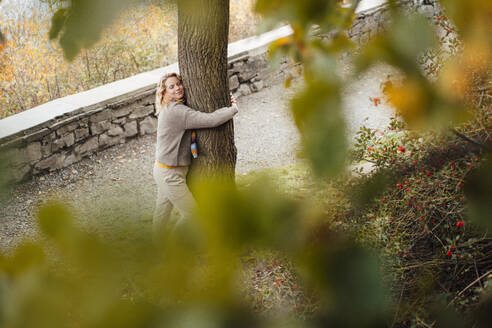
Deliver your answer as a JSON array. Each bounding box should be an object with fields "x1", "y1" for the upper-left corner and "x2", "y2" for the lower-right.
[{"x1": 164, "y1": 76, "x2": 184, "y2": 101}]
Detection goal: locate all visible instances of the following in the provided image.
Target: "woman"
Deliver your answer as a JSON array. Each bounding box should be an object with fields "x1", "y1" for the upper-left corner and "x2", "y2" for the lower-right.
[{"x1": 153, "y1": 72, "x2": 238, "y2": 242}]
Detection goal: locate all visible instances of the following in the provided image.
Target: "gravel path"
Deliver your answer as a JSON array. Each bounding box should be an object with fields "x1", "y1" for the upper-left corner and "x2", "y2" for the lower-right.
[{"x1": 0, "y1": 61, "x2": 397, "y2": 251}]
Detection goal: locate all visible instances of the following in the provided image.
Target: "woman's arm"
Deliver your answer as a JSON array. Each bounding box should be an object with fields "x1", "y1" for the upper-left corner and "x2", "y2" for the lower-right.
[{"x1": 182, "y1": 103, "x2": 238, "y2": 129}]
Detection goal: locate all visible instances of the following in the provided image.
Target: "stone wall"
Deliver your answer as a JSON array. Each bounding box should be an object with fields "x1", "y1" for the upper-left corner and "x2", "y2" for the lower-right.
[
  {"x1": 0, "y1": 1, "x2": 441, "y2": 184},
  {"x1": 0, "y1": 90, "x2": 157, "y2": 182},
  {"x1": 229, "y1": 55, "x2": 293, "y2": 98},
  {"x1": 347, "y1": 0, "x2": 439, "y2": 44}
]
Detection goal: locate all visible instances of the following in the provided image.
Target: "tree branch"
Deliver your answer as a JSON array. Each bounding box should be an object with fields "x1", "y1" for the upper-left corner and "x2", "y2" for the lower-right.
[{"x1": 451, "y1": 129, "x2": 490, "y2": 152}]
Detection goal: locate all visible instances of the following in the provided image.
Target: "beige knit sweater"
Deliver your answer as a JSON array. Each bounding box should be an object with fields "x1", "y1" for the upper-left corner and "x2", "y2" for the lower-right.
[{"x1": 155, "y1": 101, "x2": 238, "y2": 166}]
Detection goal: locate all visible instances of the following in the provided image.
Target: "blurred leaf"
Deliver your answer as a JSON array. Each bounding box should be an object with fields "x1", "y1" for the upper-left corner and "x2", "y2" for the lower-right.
[
  {"x1": 37, "y1": 201, "x2": 75, "y2": 242},
  {"x1": 284, "y1": 75, "x2": 293, "y2": 88},
  {"x1": 48, "y1": 0, "x2": 137, "y2": 61},
  {"x1": 255, "y1": 0, "x2": 355, "y2": 34},
  {"x1": 299, "y1": 227, "x2": 391, "y2": 327},
  {"x1": 357, "y1": 12, "x2": 437, "y2": 76},
  {"x1": 193, "y1": 177, "x2": 305, "y2": 253},
  {"x1": 306, "y1": 48, "x2": 338, "y2": 82},
  {"x1": 5, "y1": 242, "x2": 45, "y2": 274},
  {"x1": 162, "y1": 304, "x2": 259, "y2": 328},
  {"x1": 350, "y1": 169, "x2": 391, "y2": 209},
  {"x1": 385, "y1": 77, "x2": 430, "y2": 125},
  {"x1": 387, "y1": 12, "x2": 437, "y2": 67},
  {"x1": 291, "y1": 81, "x2": 347, "y2": 177},
  {"x1": 440, "y1": 0, "x2": 492, "y2": 40},
  {"x1": 473, "y1": 290, "x2": 492, "y2": 328},
  {"x1": 428, "y1": 299, "x2": 466, "y2": 328},
  {"x1": 465, "y1": 154, "x2": 492, "y2": 230},
  {"x1": 0, "y1": 147, "x2": 26, "y2": 206},
  {"x1": 48, "y1": 8, "x2": 68, "y2": 40}
]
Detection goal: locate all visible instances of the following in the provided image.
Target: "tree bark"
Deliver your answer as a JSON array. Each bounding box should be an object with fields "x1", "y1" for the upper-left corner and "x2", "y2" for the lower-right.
[{"x1": 177, "y1": 0, "x2": 236, "y2": 186}]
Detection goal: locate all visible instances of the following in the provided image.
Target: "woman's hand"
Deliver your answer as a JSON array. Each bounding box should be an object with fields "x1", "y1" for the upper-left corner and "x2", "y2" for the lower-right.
[{"x1": 229, "y1": 93, "x2": 238, "y2": 114}]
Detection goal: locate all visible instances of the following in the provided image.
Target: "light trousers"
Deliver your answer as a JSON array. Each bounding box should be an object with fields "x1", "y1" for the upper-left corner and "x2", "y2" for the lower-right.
[{"x1": 152, "y1": 163, "x2": 196, "y2": 242}]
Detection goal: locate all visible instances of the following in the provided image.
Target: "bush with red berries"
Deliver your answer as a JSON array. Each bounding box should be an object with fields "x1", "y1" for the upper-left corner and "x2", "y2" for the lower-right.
[{"x1": 348, "y1": 96, "x2": 492, "y2": 323}]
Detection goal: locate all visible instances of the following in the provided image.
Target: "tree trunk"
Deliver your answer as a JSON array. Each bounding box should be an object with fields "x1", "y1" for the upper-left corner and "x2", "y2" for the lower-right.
[{"x1": 177, "y1": 0, "x2": 236, "y2": 186}]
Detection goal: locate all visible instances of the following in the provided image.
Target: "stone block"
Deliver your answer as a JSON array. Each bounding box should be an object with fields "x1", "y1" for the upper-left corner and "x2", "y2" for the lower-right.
[
  {"x1": 74, "y1": 127, "x2": 90, "y2": 141},
  {"x1": 248, "y1": 57, "x2": 267, "y2": 71},
  {"x1": 35, "y1": 153, "x2": 65, "y2": 171},
  {"x1": 108, "y1": 124, "x2": 124, "y2": 137},
  {"x1": 89, "y1": 109, "x2": 111, "y2": 123},
  {"x1": 139, "y1": 117, "x2": 157, "y2": 136},
  {"x1": 359, "y1": 32, "x2": 369, "y2": 45},
  {"x1": 41, "y1": 138, "x2": 52, "y2": 157},
  {"x1": 63, "y1": 133, "x2": 75, "y2": 147},
  {"x1": 26, "y1": 142, "x2": 42, "y2": 162},
  {"x1": 24, "y1": 128, "x2": 51, "y2": 143},
  {"x1": 99, "y1": 133, "x2": 123, "y2": 148},
  {"x1": 237, "y1": 84, "x2": 252, "y2": 96},
  {"x1": 90, "y1": 120, "x2": 111, "y2": 135},
  {"x1": 350, "y1": 22, "x2": 362, "y2": 37},
  {"x1": 63, "y1": 151, "x2": 80, "y2": 167},
  {"x1": 112, "y1": 106, "x2": 132, "y2": 118},
  {"x1": 80, "y1": 118, "x2": 89, "y2": 127},
  {"x1": 113, "y1": 117, "x2": 127, "y2": 125},
  {"x1": 229, "y1": 75, "x2": 240, "y2": 91},
  {"x1": 75, "y1": 137, "x2": 98, "y2": 156},
  {"x1": 52, "y1": 133, "x2": 75, "y2": 152},
  {"x1": 231, "y1": 61, "x2": 245, "y2": 75},
  {"x1": 124, "y1": 121, "x2": 138, "y2": 138},
  {"x1": 238, "y1": 70, "x2": 256, "y2": 83},
  {"x1": 251, "y1": 81, "x2": 264, "y2": 93},
  {"x1": 52, "y1": 138, "x2": 64, "y2": 152},
  {"x1": 129, "y1": 105, "x2": 154, "y2": 119},
  {"x1": 234, "y1": 59, "x2": 259, "y2": 82},
  {"x1": 56, "y1": 122, "x2": 78, "y2": 136}
]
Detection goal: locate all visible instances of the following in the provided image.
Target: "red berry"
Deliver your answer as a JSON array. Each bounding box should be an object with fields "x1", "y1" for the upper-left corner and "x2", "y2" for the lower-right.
[{"x1": 372, "y1": 97, "x2": 381, "y2": 107}]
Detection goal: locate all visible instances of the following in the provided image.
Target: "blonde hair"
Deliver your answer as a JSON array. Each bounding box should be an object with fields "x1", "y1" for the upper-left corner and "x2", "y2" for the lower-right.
[{"x1": 155, "y1": 72, "x2": 183, "y2": 115}]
